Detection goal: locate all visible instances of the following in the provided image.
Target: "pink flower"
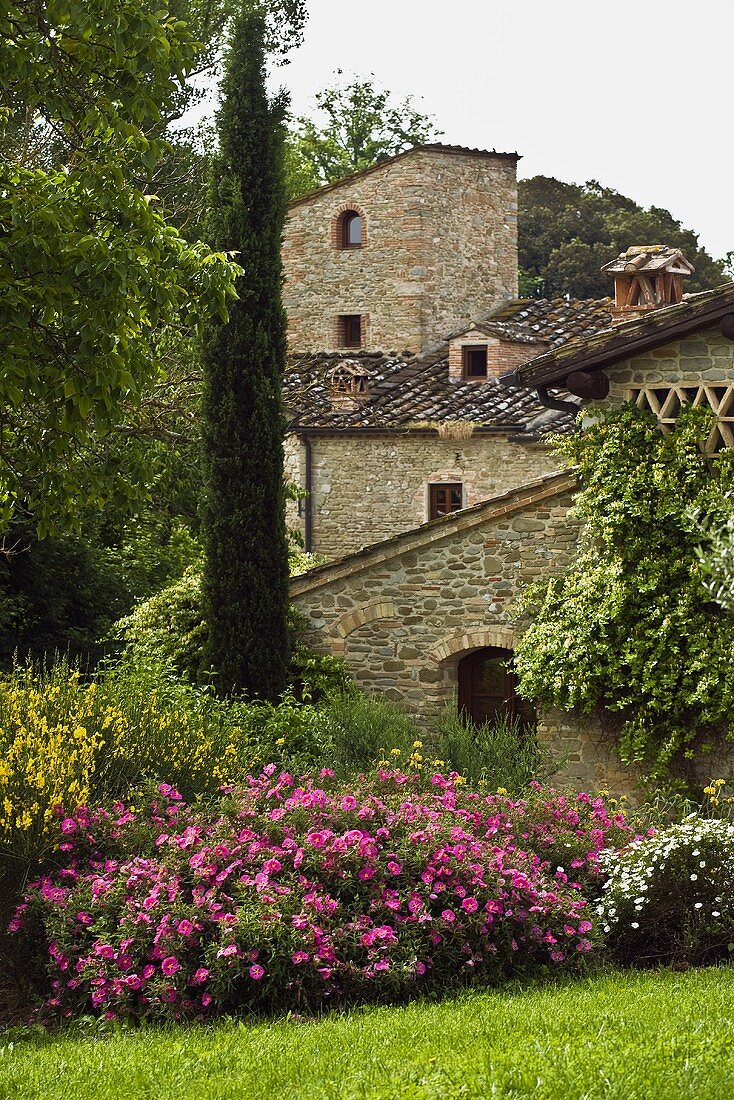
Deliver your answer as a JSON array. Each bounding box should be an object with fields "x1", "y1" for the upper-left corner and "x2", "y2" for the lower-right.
[
  {"x1": 578, "y1": 920, "x2": 592, "y2": 933},
  {"x1": 416, "y1": 961, "x2": 426, "y2": 976},
  {"x1": 192, "y1": 968, "x2": 209, "y2": 984},
  {"x1": 550, "y1": 950, "x2": 565, "y2": 963},
  {"x1": 177, "y1": 920, "x2": 195, "y2": 937},
  {"x1": 217, "y1": 943, "x2": 238, "y2": 958},
  {"x1": 340, "y1": 796, "x2": 357, "y2": 811},
  {"x1": 461, "y1": 897, "x2": 478, "y2": 913},
  {"x1": 117, "y1": 955, "x2": 133, "y2": 971},
  {"x1": 60, "y1": 818, "x2": 77, "y2": 834},
  {"x1": 76, "y1": 911, "x2": 93, "y2": 925},
  {"x1": 161, "y1": 986, "x2": 178, "y2": 1003},
  {"x1": 441, "y1": 909, "x2": 456, "y2": 922},
  {"x1": 124, "y1": 975, "x2": 142, "y2": 990},
  {"x1": 161, "y1": 956, "x2": 180, "y2": 976},
  {"x1": 291, "y1": 951, "x2": 310, "y2": 964},
  {"x1": 142, "y1": 965, "x2": 156, "y2": 979},
  {"x1": 201, "y1": 991, "x2": 212, "y2": 1008},
  {"x1": 249, "y1": 964, "x2": 265, "y2": 980},
  {"x1": 387, "y1": 861, "x2": 402, "y2": 875},
  {"x1": 576, "y1": 938, "x2": 592, "y2": 953},
  {"x1": 94, "y1": 943, "x2": 115, "y2": 959}
]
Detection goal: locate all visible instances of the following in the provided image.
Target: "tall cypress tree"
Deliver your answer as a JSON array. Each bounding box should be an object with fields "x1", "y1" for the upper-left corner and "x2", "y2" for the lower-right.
[{"x1": 201, "y1": 3, "x2": 290, "y2": 700}]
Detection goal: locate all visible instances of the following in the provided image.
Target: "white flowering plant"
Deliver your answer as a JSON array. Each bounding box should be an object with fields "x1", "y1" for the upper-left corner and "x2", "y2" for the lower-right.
[{"x1": 597, "y1": 816, "x2": 734, "y2": 965}]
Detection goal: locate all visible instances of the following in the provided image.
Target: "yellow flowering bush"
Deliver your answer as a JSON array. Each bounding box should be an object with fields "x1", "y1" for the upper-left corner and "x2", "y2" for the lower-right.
[
  {"x1": 0, "y1": 667, "x2": 101, "y2": 863},
  {"x1": 0, "y1": 660, "x2": 327, "y2": 884}
]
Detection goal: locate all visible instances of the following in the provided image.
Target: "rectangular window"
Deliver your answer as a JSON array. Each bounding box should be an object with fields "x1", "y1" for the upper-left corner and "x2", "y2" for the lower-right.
[
  {"x1": 429, "y1": 483, "x2": 463, "y2": 520},
  {"x1": 339, "y1": 314, "x2": 362, "y2": 348},
  {"x1": 462, "y1": 345, "x2": 488, "y2": 379}
]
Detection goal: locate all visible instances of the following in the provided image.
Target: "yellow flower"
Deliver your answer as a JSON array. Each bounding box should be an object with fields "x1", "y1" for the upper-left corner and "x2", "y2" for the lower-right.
[
  {"x1": 496, "y1": 787, "x2": 508, "y2": 795},
  {"x1": 390, "y1": 748, "x2": 401, "y2": 757},
  {"x1": 412, "y1": 740, "x2": 423, "y2": 749}
]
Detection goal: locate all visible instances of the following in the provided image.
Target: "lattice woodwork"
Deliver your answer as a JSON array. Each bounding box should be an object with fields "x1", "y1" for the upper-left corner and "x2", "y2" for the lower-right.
[{"x1": 629, "y1": 384, "x2": 734, "y2": 452}]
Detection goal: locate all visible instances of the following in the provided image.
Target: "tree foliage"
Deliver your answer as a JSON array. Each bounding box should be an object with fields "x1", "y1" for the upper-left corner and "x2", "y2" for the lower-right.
[
  {"x1": 201, "y1": 3, "x2": 291, "y2": 700},
  {"x1": 289, "y1": 74, "x2": 442, "y2": 193},
  {"x1": 519, "y1": 177, "x2": 727, "y2": 300},
  {"x1": 695, "y1": 500, "x2": 734, "y2": 614},
  {"x1": 0, "y1": 0, "x2": 238, "y2": 536},
  {"x1": 514, "y1": 406, "x2": 734, "y2": 780}
]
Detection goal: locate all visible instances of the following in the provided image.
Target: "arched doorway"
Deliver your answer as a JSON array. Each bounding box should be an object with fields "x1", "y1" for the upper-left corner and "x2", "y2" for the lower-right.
[{"x1": 457, "y1": 646, "x2": 533, "y2": 730}]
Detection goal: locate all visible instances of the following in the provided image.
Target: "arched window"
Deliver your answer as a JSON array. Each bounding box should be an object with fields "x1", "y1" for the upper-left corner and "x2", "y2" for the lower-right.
[{"x1": 340, "y1": 210, "x2": 362, "y2": 249}]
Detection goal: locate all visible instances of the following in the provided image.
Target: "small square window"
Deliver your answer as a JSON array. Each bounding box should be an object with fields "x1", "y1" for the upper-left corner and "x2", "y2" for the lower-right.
[
  {"x1": 339, "y1": 315, "x2": 362, "y2": 348},
  {"x1": 429, "y1": 483, "x2": 463, "y2": 520},
  {"x1": 463, "y1": 345, "x2": 488, "y2": 379}
]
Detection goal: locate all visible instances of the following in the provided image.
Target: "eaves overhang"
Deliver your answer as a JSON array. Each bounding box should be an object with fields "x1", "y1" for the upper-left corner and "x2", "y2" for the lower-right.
[{"x1": 500, "y1": 282, "x2": 734, "y2": 391}]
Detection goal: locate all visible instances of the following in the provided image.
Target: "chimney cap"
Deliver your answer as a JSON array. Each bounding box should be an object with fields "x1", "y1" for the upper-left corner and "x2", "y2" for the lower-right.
[{"x1": 601, "y1": 245, "x2": 695, "y2": 277}]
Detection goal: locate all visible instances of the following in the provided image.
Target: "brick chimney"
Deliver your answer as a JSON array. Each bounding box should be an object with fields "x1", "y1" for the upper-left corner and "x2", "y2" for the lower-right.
[{"x1": 601, "y1": 246, "x2": 694, "y2": 324}]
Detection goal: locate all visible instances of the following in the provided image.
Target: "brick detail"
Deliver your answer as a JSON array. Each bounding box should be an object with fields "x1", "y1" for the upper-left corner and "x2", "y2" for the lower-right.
[
  {"x1": 448, "y1": 333, "x2": 546, "y2": 382},
  {"x1": 330, "y1": 204, "x2": 367, "y2": 249}
]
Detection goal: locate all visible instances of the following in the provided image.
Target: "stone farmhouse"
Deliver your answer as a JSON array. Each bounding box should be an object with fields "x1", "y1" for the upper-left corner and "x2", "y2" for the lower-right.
[{"x1": 280, "y1": 143, "x2": 734, "y2": 791}]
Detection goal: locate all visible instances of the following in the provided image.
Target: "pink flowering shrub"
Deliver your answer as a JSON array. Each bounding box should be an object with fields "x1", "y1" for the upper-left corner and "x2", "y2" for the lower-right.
[{"x1": 9, "y1": 770, "x2": 630, "y2": 1021}]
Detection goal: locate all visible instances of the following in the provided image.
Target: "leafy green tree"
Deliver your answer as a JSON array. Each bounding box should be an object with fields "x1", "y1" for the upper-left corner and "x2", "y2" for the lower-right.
[
  {"x1": 290, "y1": 74, "x2": 442, "y2": 192},
  {"x1": 696, "y1": 501, "x2": 734, "y2": 614},
  {"x1": 201, "y1": 3, "x2": 291, "y2": 700},
  {"x1": 0, "y1": 0, "x2": 238, "y2": 537},
  {"x1": 519, "y1": 177, "x2": 727, "y2": 299},
  {"x1": 514, "y1": 406, "x2": 734, "y2": 780}
]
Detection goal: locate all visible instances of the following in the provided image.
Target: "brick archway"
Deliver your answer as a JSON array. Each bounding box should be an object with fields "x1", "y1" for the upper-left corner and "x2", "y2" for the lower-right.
[
  {"x1": 327, "y1": 598, "x2": 398, "y2": 655},
  {"x1": 429, "y1": 627, "x2": 515, "y2": 665}
]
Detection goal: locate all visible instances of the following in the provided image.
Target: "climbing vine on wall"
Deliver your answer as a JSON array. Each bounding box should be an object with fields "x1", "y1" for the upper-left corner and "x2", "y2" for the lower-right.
[{"x1": 514, "y1": 404, "x2": 734, "y2": 779}]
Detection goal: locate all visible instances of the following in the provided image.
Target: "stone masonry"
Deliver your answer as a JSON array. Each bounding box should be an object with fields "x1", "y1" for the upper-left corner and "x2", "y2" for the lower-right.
[
  {"x1": 282, "y1": 147, "x2": 519, "y2": 355},
  {"x1": 289, "y1": 474, "x2": 630, "y2": 788},
  {"x1": 284, "y1": 432, "x2": 560, "y2": 558}
]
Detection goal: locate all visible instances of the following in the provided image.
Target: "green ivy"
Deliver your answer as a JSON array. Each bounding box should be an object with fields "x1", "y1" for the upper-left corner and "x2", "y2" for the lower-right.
[{"x1": 514, "y1": 404, "x2": 734, "y2": 779}]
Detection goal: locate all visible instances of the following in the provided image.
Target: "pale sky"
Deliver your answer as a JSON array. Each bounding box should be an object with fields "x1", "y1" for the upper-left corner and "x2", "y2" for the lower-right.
[{"x1": 270, "y1": 0, "x2": 733, "y2": 262}]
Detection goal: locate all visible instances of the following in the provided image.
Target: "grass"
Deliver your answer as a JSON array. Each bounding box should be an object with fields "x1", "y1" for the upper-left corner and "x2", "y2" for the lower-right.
[{"x1": 2, "y1": 969, "x2": 734, "y2": 1099}]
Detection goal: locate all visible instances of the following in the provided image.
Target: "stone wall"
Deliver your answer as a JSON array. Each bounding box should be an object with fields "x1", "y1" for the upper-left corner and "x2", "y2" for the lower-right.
[
  {"x1": 606, "y1": 326, "x2": 734, "y2": 397},
  {"x1": 284, "y1": 432, "x2": 560, "y2": 559},
  {"x1": 291, "y1": 475, "x2": 666, "y2": 795},
  {"x1": 282, "y1": 148, "x2": 518, "y2": 355}
]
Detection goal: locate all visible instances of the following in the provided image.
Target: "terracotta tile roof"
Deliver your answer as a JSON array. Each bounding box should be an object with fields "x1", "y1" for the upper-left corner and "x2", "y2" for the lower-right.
[
  {"x1": 504, "y1": 282, "x2": 734, "y2": 390},
  {"x1": 470, "y1": 296, "x2": 613, "y2": 346},
  {"x1": 284, "y1": 297, "x2": 613, "y2": 435}
]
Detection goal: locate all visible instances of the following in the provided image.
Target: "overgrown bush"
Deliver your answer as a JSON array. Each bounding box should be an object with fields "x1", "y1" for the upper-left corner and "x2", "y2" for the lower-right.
[
  {"x1": 9, "y1": 773, "x2": 631, "y2": 1020},
  {"x1": 515, "y1": 405, "x2": 734, "y2": 779},
  {"x1": 116, "y1": 563, "x2": 347, "y2": 699},
  {"x1": 0, "y1": 661, "x2": 559, "y2": 898},
  {"x1": 0, "y1": 659, "x2": 328, "y2": 891},
  {"x1": 598, "y1": 816, "x2": 734, "y2": 966}
]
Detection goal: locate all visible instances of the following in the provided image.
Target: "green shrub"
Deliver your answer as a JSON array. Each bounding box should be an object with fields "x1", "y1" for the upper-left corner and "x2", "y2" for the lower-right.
[
  {"x1": 115, "y1": 564, "x2": 348, "y2": 699},
  {"x1": 598, "y1": 816, "x2": 734, "y2": 966}
]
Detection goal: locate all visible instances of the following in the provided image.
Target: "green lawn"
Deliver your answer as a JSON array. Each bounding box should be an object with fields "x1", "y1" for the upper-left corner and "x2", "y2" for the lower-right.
[{"x1": 2, "y1": 969, "x2": 734, "y2": 1100}]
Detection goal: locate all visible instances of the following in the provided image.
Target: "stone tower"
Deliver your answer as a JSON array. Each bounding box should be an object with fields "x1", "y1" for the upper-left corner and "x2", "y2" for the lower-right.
[{"x1": 281, "y1": 144, "x2": 520, "y2": 355}]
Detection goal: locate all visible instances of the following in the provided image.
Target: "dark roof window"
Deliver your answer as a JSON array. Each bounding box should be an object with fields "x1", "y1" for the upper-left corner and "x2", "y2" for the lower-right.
[{"x1": 463, "y1": 345, "x2": 488, "y2": 379}]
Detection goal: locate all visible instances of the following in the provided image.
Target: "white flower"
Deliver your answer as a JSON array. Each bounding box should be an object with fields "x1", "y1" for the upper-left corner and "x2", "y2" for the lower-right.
[
  {"x1": 694, "y1": 903, "x2": 703, "y2": 909},
  {"x1": 690, "y1": 874, "x2": 698, "y2": 881},
  {"x1": 712, "y1": 911, "x2": 721, "y2": 917},
  {"x1": 631, "y1": 922, "x2": 639, "y2": 929}
]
